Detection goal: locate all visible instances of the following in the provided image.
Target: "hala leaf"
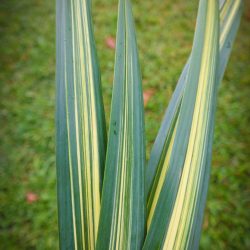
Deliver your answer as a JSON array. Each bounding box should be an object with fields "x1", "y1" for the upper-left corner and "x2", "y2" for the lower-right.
[
  {"x1": 143, "y1": 0, "x2": 220, "y2": 248},
  {"x1": 146, "y1": 0, "x2": 243, "y2": 220},
  {"x1": 56, "y1": 0, "x2": 106, "y2": 249},
  {"x1": 144, "y1": 0, "x2": 242, "y2": 248},
  {"x1": 96, "y1": 0, "x2": 146, "y2": 249}
]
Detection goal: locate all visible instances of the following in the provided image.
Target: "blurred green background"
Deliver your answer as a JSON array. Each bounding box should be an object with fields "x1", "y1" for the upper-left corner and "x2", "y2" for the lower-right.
[{"x1": 0, "y1": 0, "x2": 249, "y2": 249}]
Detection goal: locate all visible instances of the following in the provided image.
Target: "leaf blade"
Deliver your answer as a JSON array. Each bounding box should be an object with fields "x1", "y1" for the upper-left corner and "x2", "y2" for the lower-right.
[
  {"x1": 96, "y1": 0, "x2": 146, "y2": 249},
  {"x1": 145, "y1": 0, "x2": 243, "y2": 248},
  {"x1": 56, "y1": 0, "x2": 106, "y2": 249},
  {"x1": 143, "y1": 0, "x2": 220, "y2": 248},
  {"x1": 146, "y1": 0, "x2": 243, "y2": 217}
]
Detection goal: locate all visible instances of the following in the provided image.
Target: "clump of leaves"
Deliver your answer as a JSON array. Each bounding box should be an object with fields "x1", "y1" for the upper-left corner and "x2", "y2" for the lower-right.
[{"x1": 56, "y1": 0, "x2": 242, "y2": 249}]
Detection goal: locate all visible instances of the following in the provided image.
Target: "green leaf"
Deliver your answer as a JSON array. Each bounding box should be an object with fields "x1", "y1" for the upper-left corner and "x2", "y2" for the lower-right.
[
  {"x1": 96, "y1": 0, "x2": 146, "y2": 249},
  {"x1": 218, "y1": 0, "x2": 243, "y2": 82},
  {"x1": 56, "y1": 0, "x2": 106, "y2": 249},
  {"x1": 146, "y1": 0, "x2": 243, "y2": 228},
  {"x1": 143, "y1": 0, "x2": 220, "y2": 248}
]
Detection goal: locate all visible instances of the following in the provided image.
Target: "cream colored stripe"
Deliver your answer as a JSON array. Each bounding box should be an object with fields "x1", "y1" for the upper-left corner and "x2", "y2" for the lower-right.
[
  {"x1": 77, "y1": 0, "x2": 94, "y2": 247},
  {"x1": 83, "y1": 0, "x2": 100, "y2": 243},
  {"x1": 71, "y1": 0, "x2": 86, "y2": 247}
]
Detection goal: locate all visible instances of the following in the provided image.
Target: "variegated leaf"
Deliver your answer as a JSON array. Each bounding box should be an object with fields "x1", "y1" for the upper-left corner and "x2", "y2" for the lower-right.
[
  {"x1": 143, "y1": 0, "x2": 220, "y2": 248},
  {"x1": 146, "y1": 0, "x2": 243, "y2": 230},
  {"x1": 96, "y1": 0, "x2": 146, "y2": 249},
  {"x1": 56, "y1": 0, "x2": 106, "y2": 249}
]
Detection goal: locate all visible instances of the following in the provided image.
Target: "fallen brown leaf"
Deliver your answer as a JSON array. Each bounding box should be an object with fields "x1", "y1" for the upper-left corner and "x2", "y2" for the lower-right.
[
  {"x1": 26, "y1": 192, "x2": 39, "y2": 204},
  {"x1": 105, "y1": 36, "x2": 116, "y2": 49},
  {"x1": 143, "y1": 89, "x2": 154, "y2": 106}
]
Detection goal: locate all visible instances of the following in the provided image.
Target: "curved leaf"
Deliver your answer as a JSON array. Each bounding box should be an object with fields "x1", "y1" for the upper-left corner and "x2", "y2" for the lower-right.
[
  {"x1": 146, "y1": 0, "x2": 243, "y2": 220},
  {"x1": 143, "y1": 0, "x2": 220, "y2": 248}
]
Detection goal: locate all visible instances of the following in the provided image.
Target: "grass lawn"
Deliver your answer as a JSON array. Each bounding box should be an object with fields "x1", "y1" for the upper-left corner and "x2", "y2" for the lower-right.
[{"x1": 0, "y1": 0, "x2": 249, "y2": 249}]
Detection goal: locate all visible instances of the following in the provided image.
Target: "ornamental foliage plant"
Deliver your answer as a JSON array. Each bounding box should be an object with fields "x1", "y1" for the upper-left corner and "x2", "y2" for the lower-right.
[{"x1": 56, "y1": 0, "x2": 243, "y2": 249}]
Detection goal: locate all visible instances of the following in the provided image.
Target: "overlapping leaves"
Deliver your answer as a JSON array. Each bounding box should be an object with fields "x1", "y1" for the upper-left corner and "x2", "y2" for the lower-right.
[{"x1": 56, "y1": 0, "x2": 242, "y2": 249}]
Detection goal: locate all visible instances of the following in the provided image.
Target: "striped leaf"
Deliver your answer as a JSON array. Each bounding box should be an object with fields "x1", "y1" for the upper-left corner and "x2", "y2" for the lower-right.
[
  {"x1": 56, "y1": 0, "x2": 106, "y2": 249},
  {"x1": 219, "y1": 0, "x2": 243, "y2": 81},
  {"x1": 146, "y1": 0, "x2": 243, "y2": 232},
  {"x1": 143, "y1": 0, "x2": 220, "y2": 248},
  {"x1": 96, "y1": 0, "x2": 146, "y2": 249}
]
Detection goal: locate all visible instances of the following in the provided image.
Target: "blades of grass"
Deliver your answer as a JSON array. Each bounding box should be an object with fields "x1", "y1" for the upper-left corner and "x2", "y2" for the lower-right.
[
  {"x1": 56, "y1": 0, "x2": 106, "y2": 249},
  {"x1": 146, "y1": 0, "x2": 243, "y2": 218},
  {"x1": 96, "y1": 0, "x2": 146, "y2": 249},
  {"x1": 143, "y1": 0, "x2": 220, "y2": 248}
]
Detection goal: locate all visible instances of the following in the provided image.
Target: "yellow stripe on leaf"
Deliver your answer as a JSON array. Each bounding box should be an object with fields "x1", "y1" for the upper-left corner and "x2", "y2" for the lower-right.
[{"x1": 56, "y1": 0, "x2": 106, "y2": 249}]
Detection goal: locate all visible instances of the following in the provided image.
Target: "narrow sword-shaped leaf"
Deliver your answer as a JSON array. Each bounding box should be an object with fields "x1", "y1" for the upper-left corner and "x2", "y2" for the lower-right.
[
  {"x1": 56, "y1": 0, "x2": 106, "y2": 249},
  {"x1": 96, "y1": 0, "x2": 146, "y2": 249},
  {"x1": 146, "y1": 0, "x2": 243, "y2": 221},
  {"x1": 143, "y1": 0, "x2": 220, "y2": 248},
  {"x1": 188, "y1": 2, "x2": 243, "y2": 249},
  {"x1": 162, "y1": 0, "x2": 220, "y2": 246}
]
